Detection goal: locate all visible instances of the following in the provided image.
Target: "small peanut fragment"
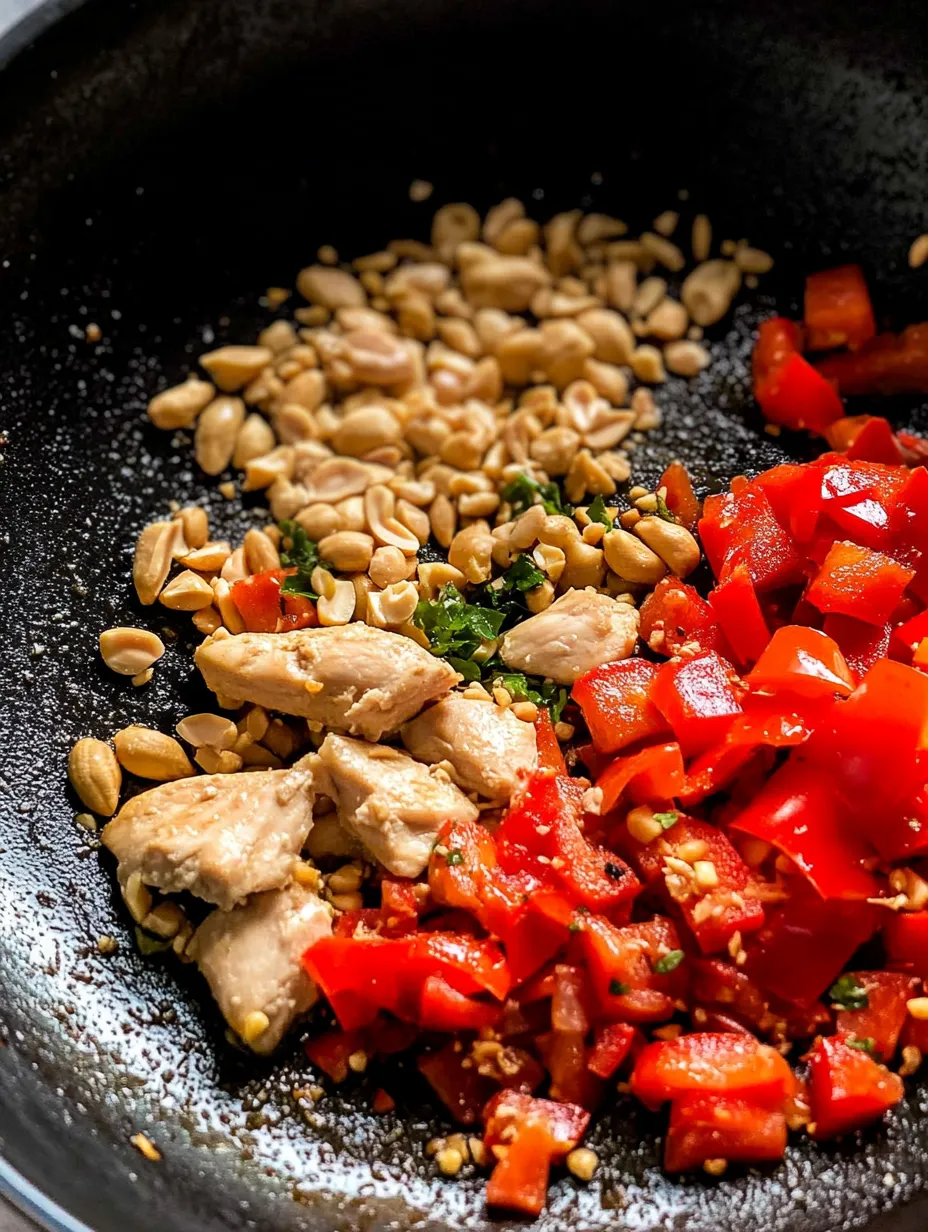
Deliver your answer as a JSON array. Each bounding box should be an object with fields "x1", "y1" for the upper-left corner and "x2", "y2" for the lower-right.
[
  {"x1": 297, "y1": 265, "x2": 366, "y2": 309},
  {"x1": 664, "y1": 340, "x2": 711, "y2": 377},
  {"x1": 681, "y1": 260, "x2": 742, "y2": 326},
  {"x1": 68, "y1": 738, "x2": 122, "y2": 816},
  {"x1": 159, "y1": 570, "x2": 215, "y2": 611},
  {"x1": 317, "y1": 579, "x2": 357, "y2": 626},
  {"x1": 195, "y1": 396, "x2": 247, "y2": 475},
  {"x1": 133, "y1": 520, "x2": 182, "y2": 606},
  {"x1": 148, "y1": 378, "x2": 214, "y2": 429},
  {"x1": 113, "y1": 726, "x2": 195, "y2": 782},
  {"x1": 176, "y1": 713, "x2": 239, "y2": 751},
  {"x1": 176, "y1": 506, "x2": 208, "y2": 549},
  {"x1": 244, "y1": 528, "x2": 281, "y2": 574},
  {"x1": 634, "y1": 517, "x2": 701, "y2": 577},
  {"x1": 233, "y1": 413, "x2": 276, "y2": 468},
  {"x1": 317, "y1": 530, "x2": 375, "y2": 572},
  {"x1": 603, "y1": 527, "x2": 668, "y2": 584},
  {"x1": 199, "y1": 347, "x2": 273, "y2": 392},
  {"x1": 99, "y1": 628, "x2": 165, "y2": 676}
]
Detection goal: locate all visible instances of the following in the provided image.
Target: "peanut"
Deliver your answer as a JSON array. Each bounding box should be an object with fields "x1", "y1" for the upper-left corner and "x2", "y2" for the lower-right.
[
  {"x1": 99, "y1": 628, "x2": 165, "y2": 676},
  {"x1": 68, "y1": 738, "x2": 122, "y2": 816},
  {"x1": 113, "y1": 726, "x2": 195, "y2": 781},
  {"x1": 159, "y1": 570, "x2": 215, "y2": 611},
  {"x1": 133, "y1": 520, "x2": 182, "y2": 606},
  {"x1": 199, "y1": 347, "x2": 273, "y2": 392},
  {"x1": 148, "y1": 378, "x2": 214, "y2": 430},
  {"x1": 195, "y1": 396, "x2": 246, "y2": 475}
]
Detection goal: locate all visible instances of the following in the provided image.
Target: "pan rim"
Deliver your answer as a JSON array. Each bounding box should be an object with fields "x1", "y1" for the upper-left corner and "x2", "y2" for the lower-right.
[
  {"x1": 0, "y1": 0, "x2": 88, "y2": 68},
  {"x1": 0, "y1": 1157, "x2": 93, "y2": 1232}
]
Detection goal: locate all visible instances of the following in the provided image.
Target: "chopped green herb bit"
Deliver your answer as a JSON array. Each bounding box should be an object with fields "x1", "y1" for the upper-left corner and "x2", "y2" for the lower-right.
[
  {"x1": 278, "y1": 520, "x2": 326, "y2": 598},
  {"x1": 654, "y1": 493, "x2": 676, "y2": 523},
  {"x1": 567, "y1": 920, "x2": 584, "y2": 933},
  {"x1": 828, "y1": 974, "x2": 869, "y2": 1012},
  {"x1": 134, "y1": 927, "x2": 172, "y2": 956},
  {"x1": 586, "y1": 495, "x2": 613, "y2": 528},
  {"x1": 609, "y1": 979, "x2": 631, "y2": 996},
  {"x1": 654, "y1": 949, "x2": 685, "y2": 975},
  {"x1": 846, "y1": 1036, "x2": 876, "y2": 1055},
  {"x1": 654, "y1": 811, "x2": 680, "y2": 830},
  {"x1": 503, "y1": 553, "x2": 546, "y2": 593},
  {"x1": 488, "y1": 667, "x2": 569, "y2": 723},
  {"x1": 501, "y1": 472, "x2": 571, "y2": 518},
  {"x1": 414, "y1": 584, "x2": 506, "y2": 672},
  {"x1": 445, "y1": 850, "x2": 465, "y2": 866}
]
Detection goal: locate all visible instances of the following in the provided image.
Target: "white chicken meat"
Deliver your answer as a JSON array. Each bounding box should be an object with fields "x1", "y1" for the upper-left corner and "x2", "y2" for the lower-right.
[{"x1": 499, "y1": 587, "x2": 639, "y2": 684}]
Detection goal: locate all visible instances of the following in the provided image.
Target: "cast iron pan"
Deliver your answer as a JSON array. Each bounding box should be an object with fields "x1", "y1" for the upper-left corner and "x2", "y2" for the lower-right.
[{"x1": 2, "y1": 0, "x2": 928, "y2": 1228}]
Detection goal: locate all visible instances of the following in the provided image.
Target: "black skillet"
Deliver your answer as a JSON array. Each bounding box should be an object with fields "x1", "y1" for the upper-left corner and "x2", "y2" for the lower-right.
[{"x1": 2, "y1": 0, "x2": 928, "y2": 1228}]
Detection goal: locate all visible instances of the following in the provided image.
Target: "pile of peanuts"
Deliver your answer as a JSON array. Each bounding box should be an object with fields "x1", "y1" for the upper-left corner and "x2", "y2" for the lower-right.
[{"x1": 130, "y1": 196, "x2": 772, "y2": 647}]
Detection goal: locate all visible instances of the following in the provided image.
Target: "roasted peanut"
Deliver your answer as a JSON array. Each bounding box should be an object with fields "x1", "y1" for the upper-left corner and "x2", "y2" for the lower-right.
[
  {"x1": 99, "y1": 628, "x2": 165, "y2": 676},
  {"x1": 69, "y1": 738, "x2": 122, "y2": 816},
  {"x1": 113, "y1": 726, "x2": 195, "y2": 781}
]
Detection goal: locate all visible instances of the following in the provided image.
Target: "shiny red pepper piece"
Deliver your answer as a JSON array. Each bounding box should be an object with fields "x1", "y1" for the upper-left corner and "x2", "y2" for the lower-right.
[
  {"x1": 804, "y1": 264, "x2": 876, "y2": 352},
  {"x1": 807, "y1": 1034, "x2": 904, "y2": 1140}
]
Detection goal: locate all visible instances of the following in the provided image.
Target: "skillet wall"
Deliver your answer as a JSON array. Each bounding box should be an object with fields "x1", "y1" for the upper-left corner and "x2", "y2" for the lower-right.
[{"x1": 1, "y1": 1, "x2": 928, "y2": 1230}]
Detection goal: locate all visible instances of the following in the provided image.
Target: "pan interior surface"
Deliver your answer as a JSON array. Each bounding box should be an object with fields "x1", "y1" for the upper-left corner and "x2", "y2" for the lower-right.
[{"x1": 2, "y1": 1, "x2": 928, "y2": 1230}]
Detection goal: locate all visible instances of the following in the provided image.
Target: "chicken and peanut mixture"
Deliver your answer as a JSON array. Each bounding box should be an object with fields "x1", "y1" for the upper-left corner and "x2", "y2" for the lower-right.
[{"x1": 66, "y1": 194, "x2": 795, "y2": 1204}]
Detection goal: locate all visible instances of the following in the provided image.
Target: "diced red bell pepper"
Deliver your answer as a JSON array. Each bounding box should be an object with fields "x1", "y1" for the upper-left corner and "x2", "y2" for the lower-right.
[
  {"x1": 483, "y1": 1090, "x2": 591, "y2": 1212},
  {"x1": 650, "y1": 652, "x2": 743, "y2": 757},
  {"x1": 304, "y1": 1027, "x2": 366, "y2": 1083},
  {"x1": 579, "y1": 915, "x2": 686, "y2": 1021},
  {"x1": 709, "y1": 565, "x2": 770, "y2": 668},
  {"x1": 660, "y1": 461, "x2": 700, "y2": 531},
  {"x1": 742, "y1": 890, "x2": 877, "y2": 1007},
  {"x1": 748, "y1": 461, "x2": 808, "y2": 527},
  {"x1": 806, "y1": 542, "x2": 914, "y2": 626},
  {"x1": 596, "y1": 742, "x2": 684, "y2": 815},
  {"x1": 845, "y1": 417, "x2": 909, "y2": 466},
  {"x1": 418, "y1": 1040, "x2": 494, "y2": 1125},
  {"x1": 689, "y1": 959, "x2": 772, "y2": 1034},
  {"x1": 639, "y1": 576, "x2": 729, "y2": 658},
  {"x1": 833, "y1": 971, "x2": 918, "y2": 1061},
  {"x1": 279, "y1": 591, "x2": 318, "y2": 631},
  {"x1": 816, "y1": 323, "x2": 928, "y2": 396},
  {"x1": 807, "y1": 1034, "x2": 904, "y2": 1140},
  {"x1": 630, "y1": 1033, "x2": 794, "y2": 1110},
  {"x1": 728, "y1": 755, "x2": 880, "y2": 901},
  {"x1": 822, "y1": 614, "x2": 892, "y2": 684},
  {"x1": 753, "y1": 317, "x2": 803, "y2": 388},
  {"x1": 804, "y1": 264, "x2": 876, "y2": 352},
  {"x1": 534, "y1": 707, "x2": 566, "y2": 774},
  {"x1": 417, "y1": 975, "x2": 502, "y2": 1033},
  {"x1": 485, "y1": 1121, "x2": 554, "y2": 1216},
  {"x1": 572, "y1": 659, "x2": 668, "y2": 755},
  {"x1": 664, "y1": 1094, "x2": 788, "y2": 1173},
  {"x1": 883, "y1": 912, "x2": 928, "y2": 978},
  {"x1": 746, "y1": 625, "x2": 855, "y2": 700},
  {"x1": 805, "y1": 659, "x2": 928, "y2": 852},
  {"x1": 891, "y1": 609, "x2": 928, "y2": 663},
  {"x1": 700, "y1": 488, "x2": 805, "y2": 591},
  {"x1": 231, "y1": 567, "x2": 317, "y2": 633},
  {"x1": 587, "y1": 1022, "x2": 640, "y2": 1079},
  {"x1": 756, "y1": 351, "x2": 845, "y2": 434}
]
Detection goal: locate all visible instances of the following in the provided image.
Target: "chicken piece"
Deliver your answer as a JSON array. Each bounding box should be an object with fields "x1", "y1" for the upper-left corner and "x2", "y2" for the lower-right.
[
  {"x1": 189, "y1": 883, "x2": 332, "y2": 1054},
  {"x1": 499, "y1": 587, "x2": 639, "y2": 684},
  {"x1": 401, "y1": 695, "x2": 537, "y2": 801},
  {"x1": 194, "y1": 625, "x2": 457, "y2": 742},
  {"x1": 315, "y1": 734, "x2": 479, "y2": 877},
  {"x1": 102, "y1": 759, "x2": 316, "y2": 910}
]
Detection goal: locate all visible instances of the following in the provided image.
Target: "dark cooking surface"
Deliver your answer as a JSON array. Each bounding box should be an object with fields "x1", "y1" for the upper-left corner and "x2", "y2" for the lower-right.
[{"x1": 2, "y1": 0, "x2": 928, "y2": 1229}]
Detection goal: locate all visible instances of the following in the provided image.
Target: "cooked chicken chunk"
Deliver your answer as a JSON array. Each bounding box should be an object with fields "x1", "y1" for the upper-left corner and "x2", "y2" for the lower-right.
[
  {"x1": 401, "y1": 696, "x2": 537, "y2": 800},
  {"x1": 315, "y1": 734, "x2": 479, "y2": 877},
  {"x1": 499, "y1": 587, "x2": 639, "y2": 685},
  {"x1": 102, "y1": 759, "x2": 316, "y2": 910},
  {"x1": 194, "y1": 625, "x2": 457, "y2": 741},
  {"x1": 189, "y1": 883, "x2": 332, "y2": 1054}
]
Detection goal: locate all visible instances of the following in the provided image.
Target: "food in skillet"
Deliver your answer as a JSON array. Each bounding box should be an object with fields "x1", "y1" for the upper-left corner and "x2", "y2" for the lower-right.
[{"x1": 66, "y1": 198, "x2": 928, "y2": 1212}]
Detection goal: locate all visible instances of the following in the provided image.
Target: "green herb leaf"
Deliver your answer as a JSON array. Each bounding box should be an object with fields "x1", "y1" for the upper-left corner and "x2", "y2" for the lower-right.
[
  {"x1": 654, "y1": 949, "x2": 685, "y2": 975},
  {"x1": 486, "y1": 667, "x2": 569, "y2": 723},
  {"x1": 654, "y1": 493, "x2": 677, "y2": 523},
  {"x1": 828, "y1": 974, "x2": 869, "y2": 1012},
  {"x1": 445, "y1": 850, "x2": 465, "y2": 866},
  {"x1": 586, "y1": 495, "x2": 613, "y2": 528},
  {"x1": 501, "y1": 472, "x2": 571, "y2": 518},
  {"x1": 609, "y1": 979, "x2": 631, "y2": 996},
  {"x1": 278, "y1": 520, "x2": 327, "y2": 598},
  {"x1": 134, "y1": 927, "x2": 172, "y2": 956},
  {"x1": 654, "y1": 811, "x2": 679, "y2": 831},
  {"x1": 503, "y1": 554, "x2": 546, "y2": 592},
  {"x1": 846, "y1": 1036, "x2": 876, "y2": 1055},
  {"x1": 414, "y1": 584, "x2": 506, "y2": 672}
]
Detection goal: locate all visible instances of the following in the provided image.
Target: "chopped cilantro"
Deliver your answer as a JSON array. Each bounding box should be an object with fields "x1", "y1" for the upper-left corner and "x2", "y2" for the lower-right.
[
  {"x1": 486, "y1": 666, "x2": 569, "y2": 723},
  {"x1": 586, "y1": 495, "x2": 613, "y2": 528},
  {"x1": 503, "y1": 553, "x2": 546, "y2": 592},
  {"x1": 501, "y1": 472, "x2": 571, "y2": 518},
  {"x1": 278, "y1": 520, "x2": 327, "y2": 598},
  {"x1": 134, "y1": 927, "x2": 172, "y2": 956},
  {"x1": 609, "y1": 979, "x2": 631, "y2": 996},
  {"x1": 654, "y1": 811, "x2": 679, "y2": 831},
  {"x1": 828, "y1": 974, "x2": 869, "y2": 1012},
  {"x1": 654, "y1": 493, "x2": 676, "y2": 523},
  {"x1": 654, "y1": 949, "x2": 685, "y2": 975},
  {"x1": 414, "y1": 584, "x2": 506, "y2": 674},
  {"x1": 445, "y1": 850, "x2": 465, "y2": 866},
  {"x1": 473, "y1": 555, "x2": 547, "y2": 628},
  {"x1": 846, "y1": 1036, "x2": 876, "y2": 1055}
]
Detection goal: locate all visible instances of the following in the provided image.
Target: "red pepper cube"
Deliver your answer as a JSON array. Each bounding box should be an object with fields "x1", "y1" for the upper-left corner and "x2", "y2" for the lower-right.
[
  {"x1": 742, "y1": 891, "x2": 877, "y2": 1008},
  {"x1": 709, "y1": 565, "x2": 770, "y2": 669},
  {"x1": 596, "y1": 741, "x2": 684, "y2": 814},
  {"x1": 821, "y1": 614, "x2": 892, "y2": 684},
  {"x1": 700, "y1": 488, "x2": 804, "y2": 592},
  {"x1": 418, "y1": 1040, "x2": 494, "y2": 1125},
  {"x1": 804, "y1": 264, "x2": 876, "y2": 352},
  {"x1": 664, "y1": 1094, "x2": 788, "y2": 1173},
  {"x1": 816, "y1": 323, "x2": 928, "y2": 396},
  {"x1": 639, "y1": 576, "x2": 729, "y2": 658},
  {"x1": 728, "y1": 755, "x2": 879, "y2": 902},
  {"x1": 846, "y1": 416, "x2": 909, "y2": 466},
  {"x1": 629, "y1": 1033, "x2": 794, "y2": 1110},
  {"x1": 755, "y1": 351, "x2": 845, "y2": 434},
  {"x1": 746, "y1": 625, "x2": 854, "y2": 700},
  {"x1": 753, "y1": 317, "x2": 803, "y2": 388},
  {"x1": 571, "y1": 658, "x2": 668, "y2": 754},
  {"x1": 808, "y1": 1034, "x2": 904, "y2": 1140},
  {"x1": 579, "y1": 914, "x2": 686, "y2": 1021},
  {"x1": 659, "y1": 461, "x2": 700, "y2": 531},
  {"x1": 833, "y1": 971, "x2": 919, "y2": 1061},
  {"x1": 650, "y1": 652, "x2": 743, "y2": 757},
  {"x1": 806, "y1": 541, "x2": 914, "y2": 627},
  {"x1": 884, "y1": 911, "x2": 928, "y2": 978},
  {"x1": 587, "y1": 1022, "x2": 640, "y2": 1079}
]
